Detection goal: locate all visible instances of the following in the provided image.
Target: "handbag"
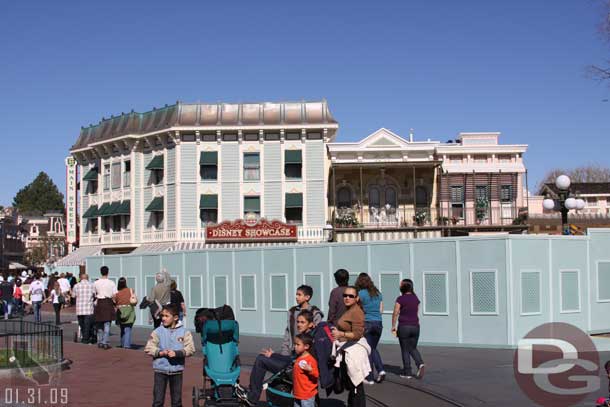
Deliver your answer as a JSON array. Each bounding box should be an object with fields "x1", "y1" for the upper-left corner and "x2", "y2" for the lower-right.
[
  {"x1": 129, "y1": 289, "x2": 138, "y2": 306},
  {"x1": 58, "y1": 294, "x2": 66, "y2": 305}
]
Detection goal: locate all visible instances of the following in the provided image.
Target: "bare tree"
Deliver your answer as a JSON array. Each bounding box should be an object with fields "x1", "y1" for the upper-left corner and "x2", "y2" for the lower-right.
[
  {"x1": 588, "y1": 1, "x2": 610, "y2": 82},
  {"x1": 538, "y1": 165, "x2": 610, "y2": 192}
]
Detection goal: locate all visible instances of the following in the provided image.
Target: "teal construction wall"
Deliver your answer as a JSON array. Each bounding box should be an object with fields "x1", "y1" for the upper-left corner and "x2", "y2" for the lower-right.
[{"x1": 85, "y1": 230, "x2": 610, "y2": 347}]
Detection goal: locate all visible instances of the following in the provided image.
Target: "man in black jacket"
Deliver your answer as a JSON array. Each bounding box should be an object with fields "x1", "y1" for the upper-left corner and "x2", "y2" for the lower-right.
[{"x1": 0, "y1": 274, "x2": 15, "y2": 320}]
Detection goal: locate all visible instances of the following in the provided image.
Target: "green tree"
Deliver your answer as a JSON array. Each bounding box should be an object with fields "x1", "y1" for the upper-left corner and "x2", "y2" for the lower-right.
[{"x1": 13, "y1": 172, "x2": 65, "y2": 215}]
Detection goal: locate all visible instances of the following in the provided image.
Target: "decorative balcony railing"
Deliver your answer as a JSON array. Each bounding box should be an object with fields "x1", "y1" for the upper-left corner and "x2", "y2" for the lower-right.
[{"x1": 333, "y1": 205, "x2": 524, "y2": 229}]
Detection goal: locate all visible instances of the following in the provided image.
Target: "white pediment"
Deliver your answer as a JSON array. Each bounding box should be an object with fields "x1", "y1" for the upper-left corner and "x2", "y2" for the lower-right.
[{"x1": 360, "y1": 128, "x2": 409, "y2": 149}]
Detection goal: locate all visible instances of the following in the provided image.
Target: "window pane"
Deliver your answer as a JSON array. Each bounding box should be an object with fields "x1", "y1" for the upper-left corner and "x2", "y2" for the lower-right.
[
  {"x1": 416, "y1": 186, "x2": 428, "y2": 207},
  {"x1": 385, "y1": 187, "x2": 397, "y2": 208},
  {"x1": 264, "y1": 133, "x2": 280, "y2": 141},
  {"x1": 285, "y1": 132, "x2": 300, "y2": 140},
  {"x1": 521, "y1": 271, "x2": 541, "y2": 314},
  {"x1": 189, "y1": 276, "x2": 202, "y2": 308},
  {"x1": 368, "y1": 187, "x2": 380, "y2": 208},
  {"x1": 201, "y1": 165, "x2": 218, "y2": 180},
  {"x1": 111, "y1": 163, "x2": 121, "y2": 189},
  {"x1": 271, "y1": 275, "x2": 287, "y2": 310},
  {"x1": 240, "y1": 275, "x2": 256, "y2": 309},
  {"x1": 214, "y1": 276, "x2": 228, "y2": 307},
  {"x1": 285, "y1": 208, "x2": 302, "y2": 224},
  {"x1": 501, "y1": 185, "x2": 513, "y2": 202},
  {"x1": 424, "y1": 273, "x2": 448, "y2": 314},
  {"x1": 285, "y1": 163, "x2": 302, "y2": 179},
  {"x1": 104, "y1": 164, "x2": 110, "y2": 190},
  {"x1": 451, "y1": 186, "x2": 464, "y2": 203},
  {"x1": 243, "y1": 133, "x2": 259, "y2": 141},
  {"x1": 471, "y1": 271, "x2": 497, "y2": 314},
  {"x1": 337, "y1": 187, "x2": 352, "y2": 208},
  {"x1": 598, "y1": 262, "x2": 610, "y2": 301},
  {"x1": 222, "y1": 134, "x2": 237, "y2": 142},
  {"x1": 202, "y1": 133, "x2": 216, "y2": 142},
  {"x1": 200, "y1": 209, "x2": 218, "y2": 224}
]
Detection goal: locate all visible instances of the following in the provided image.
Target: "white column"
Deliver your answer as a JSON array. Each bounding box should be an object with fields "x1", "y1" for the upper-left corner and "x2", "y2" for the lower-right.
[{"x1": 174, "y1": 132, "x2": 181, "y2": 241}]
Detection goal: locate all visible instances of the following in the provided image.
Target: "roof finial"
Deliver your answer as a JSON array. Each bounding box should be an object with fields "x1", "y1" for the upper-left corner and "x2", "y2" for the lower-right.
[{"x1": 409, "y1": 128, "x2": 414, "y2": 143}]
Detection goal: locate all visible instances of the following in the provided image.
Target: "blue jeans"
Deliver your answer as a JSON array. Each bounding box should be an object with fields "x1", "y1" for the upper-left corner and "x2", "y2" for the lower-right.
[
  {"x1": 120, "y1": 324, "x2": 133, "y2": 349},
  {"x1": 294, "y1": 396, "x2": 316, "y2": 407},
  {"x1": 247, "y1": 353, "x2": 292, "y2": 402},
  {"x1": 364, "y1": 320, "x2": 384, "y2": 380},
  {"x1": 33, "y1": 301, "x2": 42, "y2": 322},
  {"x1": 2, "y1": 300, "x2": 12, "y2": 319},
  {"x1": 97, "y1": 321, "x2": 111, "y2": 345}
]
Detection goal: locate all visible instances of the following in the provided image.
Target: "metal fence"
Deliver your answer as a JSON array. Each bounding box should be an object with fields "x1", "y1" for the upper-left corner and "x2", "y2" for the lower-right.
[{"x1": 0, "y1": 320, "x2": 63, "y2": 367}]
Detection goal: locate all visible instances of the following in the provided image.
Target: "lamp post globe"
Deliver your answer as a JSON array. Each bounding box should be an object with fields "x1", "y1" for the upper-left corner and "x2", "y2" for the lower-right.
[
  {"x1": 565, "y1": 197, "x2": 577, "y2": 210},
  {"x1": 576, "y1": 199, "x2": 585, "y2": 210},
  {"x1": 543, "y1": 199, "x2": 556, "y2": 211},
  {"x1": 555, "y1": 174, "x2": 571, "y2": 191}
]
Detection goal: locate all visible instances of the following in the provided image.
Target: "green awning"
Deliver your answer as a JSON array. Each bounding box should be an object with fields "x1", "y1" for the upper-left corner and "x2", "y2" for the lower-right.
[
  {"x1": 116, "y1": 200, "x2": 131, "y2": 215},
  {"x1": 83, "y1": 168, "x2": 99, "y2": 181},
  {"x1": 200, "y1": 151, "x2": 218, "y2": 165},
  {"x1": 244, "y1": 197, "x2": 260, "y2": 212},
  {"x1": 102, "y1": 202, "x2": 122, "y2": 217},
  {"x1": 285, "y1": 150, "x2": 302, "y2": 164},
  {"x1": 146, "y1": 197, "x2": 164, "y2": 212},
  {"x1": 200, "y1": 194, "x2": 218, "y2": 209},
  {"x1": 146, "y1": 155, "x2": 164, "y2": 170},
  {"x1": 285, "y1": 193, "x2": 303, "y2": 208},
  {"x1": 82, "y1": 205, "x2": 99, "y2": 219},
  {"x1": 97, "y1": 203, "x2": 111, "y2": 217}
]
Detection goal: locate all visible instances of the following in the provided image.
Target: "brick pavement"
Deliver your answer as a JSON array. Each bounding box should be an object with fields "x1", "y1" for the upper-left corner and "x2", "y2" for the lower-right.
[{"x1": 7, "y1": 305, "x2": 610, "y2": 406}]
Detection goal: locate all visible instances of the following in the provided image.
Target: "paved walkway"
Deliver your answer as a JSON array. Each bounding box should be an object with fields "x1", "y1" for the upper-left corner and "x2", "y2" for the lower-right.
[{"x1": 3, "y1": 306, "x2": 610, "y2": 406}]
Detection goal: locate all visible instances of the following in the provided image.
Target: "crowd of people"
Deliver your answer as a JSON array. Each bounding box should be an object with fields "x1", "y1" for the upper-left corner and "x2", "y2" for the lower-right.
[{"x1": 0, "y1": 265, "x2": 425, "y2": 407}]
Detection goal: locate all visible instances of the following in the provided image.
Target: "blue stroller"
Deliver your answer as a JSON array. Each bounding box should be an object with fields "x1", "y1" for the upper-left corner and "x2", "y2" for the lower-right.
[{"x1": 192, "y1": 306, "x2": 241, "y2": 407}]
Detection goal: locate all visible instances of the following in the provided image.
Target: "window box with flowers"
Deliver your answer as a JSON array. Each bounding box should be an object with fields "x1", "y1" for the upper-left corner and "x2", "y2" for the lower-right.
[
  {"x1": 335, "y1": 209, "x2": 359, "y2": 228},
  {"x1": 413, "y1": 209, "x2": 428, "y2": 226},
  {"x1": 475, "y1": 197, "x2": 489, "y2": 224}
]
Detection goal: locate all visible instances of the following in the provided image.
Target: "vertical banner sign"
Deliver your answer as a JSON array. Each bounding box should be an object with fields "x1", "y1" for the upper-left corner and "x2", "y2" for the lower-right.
[{"x1": 65, "y1": 156, "x2": 78, "y2": 245}]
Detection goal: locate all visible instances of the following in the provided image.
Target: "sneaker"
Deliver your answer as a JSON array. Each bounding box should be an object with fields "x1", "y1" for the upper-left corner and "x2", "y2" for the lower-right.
[
  {"x1": 416, "y1": 364, "x2": 425, "y2": 379},
  {"x1": 400, "y1": 372, "x2": 413, "y2": 379},
  {"x1": 375, "y1": 371, "x2": 386, "y2": 383},
  {"x1": 364, "y1": 380, "x2": 375, "y2": 385}
]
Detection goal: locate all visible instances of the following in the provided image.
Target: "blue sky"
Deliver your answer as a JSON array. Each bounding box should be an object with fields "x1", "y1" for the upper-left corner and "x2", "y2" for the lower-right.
[{"x1": 0, "y1": 0, "x2": 609, "y2": 206}]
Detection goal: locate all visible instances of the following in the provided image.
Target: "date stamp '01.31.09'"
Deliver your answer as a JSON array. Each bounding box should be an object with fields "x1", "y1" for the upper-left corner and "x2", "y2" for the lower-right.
[{"x1": 2, "y1": 387, "x2": 69, "y2": 406}]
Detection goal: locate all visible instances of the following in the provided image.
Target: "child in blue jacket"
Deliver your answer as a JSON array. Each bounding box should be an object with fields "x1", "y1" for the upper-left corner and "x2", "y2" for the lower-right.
[{"x1": 145, "y1": 304, "x2": 195, "y2": 407}]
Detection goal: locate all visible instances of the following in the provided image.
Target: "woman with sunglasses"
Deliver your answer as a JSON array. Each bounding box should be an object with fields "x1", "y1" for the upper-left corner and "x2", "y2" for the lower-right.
[
  {"x1": 391, "y1": 279, "x2": 425, "y2": 379},
  {"x1": 331, "y1": 286, "x2": 366, "y2": 407}
]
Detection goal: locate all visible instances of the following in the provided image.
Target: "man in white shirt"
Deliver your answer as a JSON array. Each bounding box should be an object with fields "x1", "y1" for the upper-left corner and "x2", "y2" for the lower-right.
[
  {"x1": 29, "y1": 273, "x2": 46, "y2": 323},
  {"x1": 93, "y1": 266, "x2": 117, "y2": 349}
]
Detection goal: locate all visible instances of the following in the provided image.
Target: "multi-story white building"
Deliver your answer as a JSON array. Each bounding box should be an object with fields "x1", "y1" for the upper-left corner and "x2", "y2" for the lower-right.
[
  {"x1": 66, "y1": 100, "x2": 337, "y2": 260},
  {"x1": 58, "y1": 100, "x2": 529, "y2": 268}
]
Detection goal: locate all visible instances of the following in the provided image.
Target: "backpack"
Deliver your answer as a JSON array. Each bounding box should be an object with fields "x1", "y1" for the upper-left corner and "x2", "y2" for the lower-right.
[{"x1": 194, "y1": 304, "x2": 235, "y2": 333}]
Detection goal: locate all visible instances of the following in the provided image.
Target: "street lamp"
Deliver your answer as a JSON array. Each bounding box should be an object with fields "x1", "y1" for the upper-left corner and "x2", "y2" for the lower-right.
[{"x1": 542, "y1": 175, "x2": 585, "y2": 235}]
